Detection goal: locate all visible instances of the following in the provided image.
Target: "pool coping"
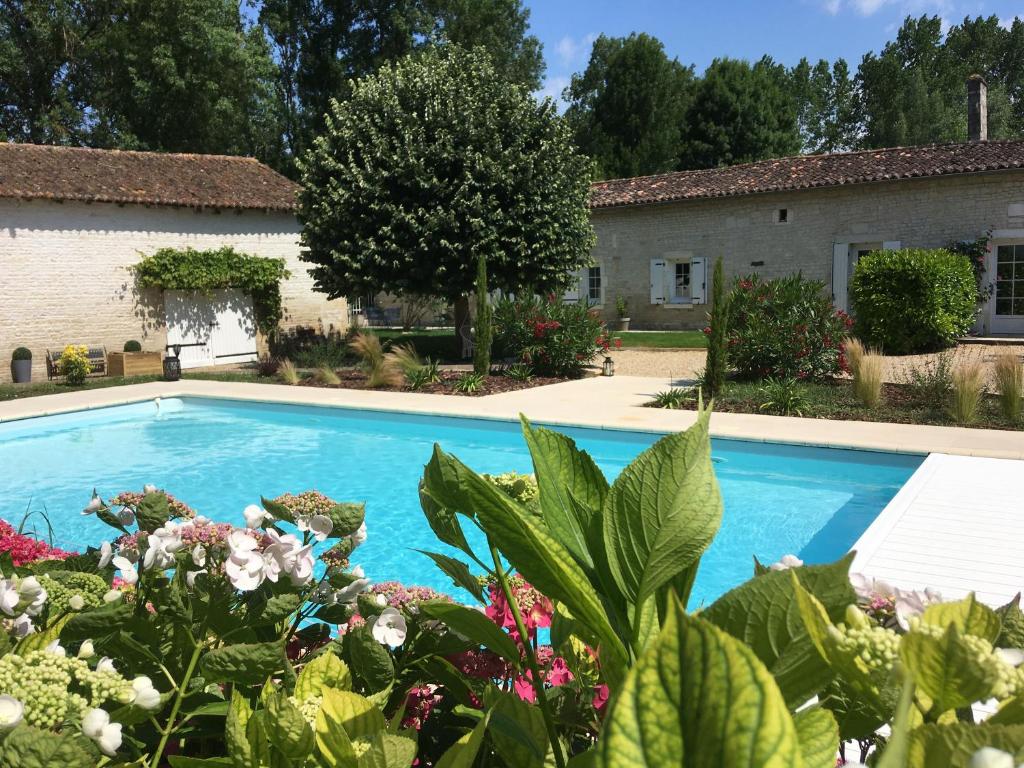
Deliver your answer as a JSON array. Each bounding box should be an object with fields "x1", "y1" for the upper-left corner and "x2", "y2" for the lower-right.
[{"x1": 1, "y1": 377, "x2": 1021, "y2": 459}]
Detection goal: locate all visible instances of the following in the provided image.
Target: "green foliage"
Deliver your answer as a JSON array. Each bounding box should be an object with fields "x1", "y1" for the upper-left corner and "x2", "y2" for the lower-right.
[
  {"x1": 298, "y1": 46, "x2": 594, "y2": 305},
  {"x1": 727, "y1": 274, "x2": 849, "y2": 381},
  {"x1": 758, "y1": 377, "x2": 809, "y2": 416},
  {"x1": 493, "y1": 295, "x2": 606, "y2": 377},
  {"x1": 503, "y1": 363, "x2": 533, "y2": 382},
  {"x1": 11, "y1": 347, "x2": 31, "y2": 361},
  {"x1": 452, "y1": 372, "x2": 485, "y2": 394},
  {"x1": 679, "y1": 56, "x2": 801, "y2": 169},
  {"x1": 122, "y1": 340, "x2": 142, "y2": 353},
  {"x1": 850, "y1": 248, "x2": 977, "y2": 354},
  {"x1": 703, "y1": 257, "x2": 731, "y2": 397},
  {"x1": 564, "y1": 33, "x2": 694, "y2": 179},
  {"x1": 473, "y1": 254, "x2": 492, "y2": 376},
  {"x1": 791, "y1": 57, "x2": 858, "y2": 153},
  {"x1": 132, "y1": 247, "x2": 290, "y2": 336},
  {"x1": 651, "y1": 387, "x2": 693, "y2": 409}
]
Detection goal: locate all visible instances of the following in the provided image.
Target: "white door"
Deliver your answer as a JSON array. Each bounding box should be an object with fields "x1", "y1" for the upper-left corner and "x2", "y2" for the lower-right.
[
  {"x1": 165, "y1": 289, "x2": 258, "y2": 369},
  {"x1": 991, "y1": 243, "x2": 1024, "y2": 334}
]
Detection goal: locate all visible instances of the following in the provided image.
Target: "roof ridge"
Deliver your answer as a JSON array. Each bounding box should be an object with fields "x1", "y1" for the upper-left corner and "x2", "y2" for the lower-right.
[
  {"x1": 593, "y1": 138, "x2": 1024, "y2": 187},
  {"x1": 0, "y1": 142, "x2": 262, "y2": 164}
]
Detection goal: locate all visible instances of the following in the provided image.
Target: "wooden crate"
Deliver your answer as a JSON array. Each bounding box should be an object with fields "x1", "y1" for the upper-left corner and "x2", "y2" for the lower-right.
[{"x1": 107, "y1": 351, "x2": 163, "y2": 377}]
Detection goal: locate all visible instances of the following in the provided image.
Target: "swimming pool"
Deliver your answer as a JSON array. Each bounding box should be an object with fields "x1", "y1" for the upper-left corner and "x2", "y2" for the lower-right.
[{"x1": 0, "y1": 397, "x2": 922, "y2": 605}]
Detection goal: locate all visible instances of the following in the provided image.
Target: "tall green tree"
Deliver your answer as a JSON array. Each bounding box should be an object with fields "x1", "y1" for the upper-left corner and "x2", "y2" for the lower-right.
[
  {"x1": 679, "y1": 56, "x2": 800, "y2": 169},
  {"x1": 564, "y1": 33, "x2": 693, "y2": 179},
  {"x1": 791, "y1": 57, "x2": 859, "y2": 153},
  {"x1": 299, "y1": 46, "x2": 594, "y2": 333},
  {"x1": 86, "y1": 0, "x2": 282, "y2": 162},
  {"x1": 259, "y1": 0, "x2": 543, "y2": 171},
  {"x1": 0, "y1": 0, "x2": 106, "y2": 143}
]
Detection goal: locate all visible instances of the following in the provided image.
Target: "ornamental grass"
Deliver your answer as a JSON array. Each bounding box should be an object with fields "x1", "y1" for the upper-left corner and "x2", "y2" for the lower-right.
[
  {"x1": 949, "y1": 361, "x2": 986, "y2": 425},
  {"x1": 853, "y1": 351, "x2": 885, "y2": 410},
  {"x1": 993, "y1": 351, "x2": 1024, "y2": 422},
  {"x1": 277, "y1": 358, "x2": 300, "y2": 385}
]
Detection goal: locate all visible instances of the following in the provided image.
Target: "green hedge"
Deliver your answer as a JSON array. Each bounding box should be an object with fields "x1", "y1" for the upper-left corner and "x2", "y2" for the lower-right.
[{"x1": 849, "y1": 248, "x2": 976, "y2": 354}]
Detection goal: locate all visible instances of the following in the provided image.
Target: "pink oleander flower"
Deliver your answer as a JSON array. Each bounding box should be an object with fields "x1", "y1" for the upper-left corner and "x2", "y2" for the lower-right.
[
  {"x1": 546, "y1": 657, "x2": 573, "y2": 687},
  {"x1": 0, "y1": 520, "x2": 75, "y2": 566},
  {"x1": 513, "y1": 672, "x2": 536, "y2": 703},
  {"x1": 402, "y1": 685, "x2": 443, "y2": 730},
  {"x1": 592, "y1": 684, "x2": 610, "y2": 714}
]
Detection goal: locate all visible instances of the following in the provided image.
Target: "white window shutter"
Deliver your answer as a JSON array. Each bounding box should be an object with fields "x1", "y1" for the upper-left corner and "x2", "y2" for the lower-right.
[
  {"x1": 690, "y1": 257, "x2": 707, "y2": 304},
  {"x1": 832, "y1": 243, "x2": 849, "y2": 311},
  {"x1": 882, "y1": 240, "x2": 901, "y2": 251},
  {"x1": 650, "y1": 259, "x2": 666, "y2": 304},
  {"x1": 563, "y1": 269, "x2": 582, "y2": 302}
]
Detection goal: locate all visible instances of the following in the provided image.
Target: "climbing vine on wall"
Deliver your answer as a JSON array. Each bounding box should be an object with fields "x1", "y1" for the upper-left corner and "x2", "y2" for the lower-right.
[{"x1": 133, "y1": 247, "x2": 290, "y2": 335}]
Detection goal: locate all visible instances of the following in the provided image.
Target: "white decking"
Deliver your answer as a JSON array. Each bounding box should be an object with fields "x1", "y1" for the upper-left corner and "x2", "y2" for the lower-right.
[{"x1": 851, "y1": 452, "x2": 1024, "y2": 606}]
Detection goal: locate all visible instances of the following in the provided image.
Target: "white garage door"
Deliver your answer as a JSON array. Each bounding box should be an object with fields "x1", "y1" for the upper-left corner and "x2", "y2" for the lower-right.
[{"x1": 165, "y1": 289, "x2": 258, "y2": 369}]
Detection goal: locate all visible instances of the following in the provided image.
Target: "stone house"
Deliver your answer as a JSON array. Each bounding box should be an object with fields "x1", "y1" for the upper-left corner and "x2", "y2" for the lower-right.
[
  {"x1": 578, "y1": 80, "x2": 1024, "y2": 336},
  {"x1": 0, "y1": 144, "x2": 346, "y2": 383}
]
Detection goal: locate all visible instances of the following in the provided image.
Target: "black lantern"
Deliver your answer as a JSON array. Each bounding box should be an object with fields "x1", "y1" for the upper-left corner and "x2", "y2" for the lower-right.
[
  {"x1": 602, "y1": 356, "x2": 615, "y2": 377},
  {"x1": 163, "y1": 344, "x2": 182, "y2": 382}
]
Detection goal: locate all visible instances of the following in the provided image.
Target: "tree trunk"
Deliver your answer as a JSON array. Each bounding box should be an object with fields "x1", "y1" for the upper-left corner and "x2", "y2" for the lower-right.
[{"x1": 453, "y1": 295, "x2": 470, "y2": 359}]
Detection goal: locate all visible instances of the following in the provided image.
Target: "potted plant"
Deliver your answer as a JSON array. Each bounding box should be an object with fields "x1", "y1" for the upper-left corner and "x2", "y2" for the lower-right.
[
  {"x1": 11, "y1": 347, "x2": 32, "y2": 383},
  {"x1": 108, "y1": 340, "x2": 162, "y2": 377},
  {"x1": 615, "y1": 295, "x2": 631, "y2": 331}
]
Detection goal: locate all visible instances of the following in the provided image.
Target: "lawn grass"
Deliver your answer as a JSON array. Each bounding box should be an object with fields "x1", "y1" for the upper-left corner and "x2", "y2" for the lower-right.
[
  {"x1": 0, "y1": 371, "x2": 278, "y2": 402},
  {"x1": 650, "y1": 378, "x2": 1022, "y2": 431},
  {"x1": 616, "y1": 331, "x2": 707, "y2": 349}
]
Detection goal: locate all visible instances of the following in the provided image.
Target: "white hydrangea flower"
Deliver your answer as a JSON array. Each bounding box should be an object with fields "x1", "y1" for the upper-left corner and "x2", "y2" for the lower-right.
[
  {"x1": 191, "y1": 544, "x2": 206, "y2": 568},
  {"x1": 297, "y1": 514, "x2": 333, "y2": 542},
  {"x1": 335, "y1": 578, "x2": 371, "y2": 605},
  {"x1": 769, "y1": 554, "x2": 803, "y2": 571},
  {"x1": 98, "y1": 541, "x2": 114, "y2": 568},
  {"x1": 371, "y1": 607, "x2": 407, "y2": 648},
  {"x1": 186, "y1": 569, "x2": 207, "y2": 588},
  {"x1": 226, "y1": 530, "x2": 268, "y2": 591},
  {"x1": 351, "y1": 565, "x2": 365, "y2": 579},
  {"x1": 969, "y1": 747, "x2": 1017, "y2": 768},
  {"x1": 263, "y1": 530, "x2": 314, "y2": 586},
  {"x1": 243, "y1": 504, "x2": 273, "y2": 529},
  {"x1": 143, "y1": 484, "x2": 157, "y2": 494},
  {"x1": 83, "y1": 495, "x2": 103, "y2": 515},
  {"x1": 0, "y1": 580, "x2": 19, "y2": 617},
  {"x1": 350, "y1": 521, "x2": 367, "y2": 548},
  {"x1": 129, "y1": 676, "x2": 161, "y2": 710},
  {"x1": 97, "y1": 657, "x2": 117, "y2": 674},
  {"x1": 10, "y1": 614, "x2": 34, "y2": 638},
  {"x1": 69, "y1": 594, "x2": 85, "y2": 611},
  {"x1": 0, "y1": 696, "x2": 23, "y2": 731},
  {"x1": 44, "y1": 639, "x2": 65, "y2": 657},
  {"x1": 103, "y1": 589, "x2": 123, "y2": 604},
  {"x1": 82, "y1": 708, "x2": 122, "y2": 756},
  {"x1": 18, "y1": 576, "x2": 47, "y2": 617},
  {"x1": 78, "y1": 640, "x2": 95, "y2": 659},
  {"x1": 111, "y1": 556, "x2": 138, "y2": 586},
  {"x1": 143, "y1": 522, "x2": 184, "y2": 570}
]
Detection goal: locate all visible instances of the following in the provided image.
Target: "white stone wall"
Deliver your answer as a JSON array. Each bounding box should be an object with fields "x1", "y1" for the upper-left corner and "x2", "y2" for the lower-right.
[
  {"x1": 0, "y1": 198, "x2": 347, "y2": 382},
  {"x1": 590, "y1": 171, "x2": 1024, "y2": 329}
]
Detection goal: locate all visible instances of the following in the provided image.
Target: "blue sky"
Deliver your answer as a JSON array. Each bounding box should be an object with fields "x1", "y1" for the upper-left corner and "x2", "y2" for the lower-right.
[{"x1": 525, "y1": 0, "x2": 1024, "y2": 102}]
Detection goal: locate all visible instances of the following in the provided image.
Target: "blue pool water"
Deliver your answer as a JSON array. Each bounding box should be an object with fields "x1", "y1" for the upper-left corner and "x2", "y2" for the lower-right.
[{"x1": 0, "y1": 398, "x2": 921, "y2": 605}]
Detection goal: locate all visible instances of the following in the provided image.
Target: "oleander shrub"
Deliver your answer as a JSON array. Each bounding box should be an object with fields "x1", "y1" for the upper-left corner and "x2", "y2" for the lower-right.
[
  {"x1": 493, "y1": 294, "x2": 606, "y2": 377},
  {"x1": 850, "y1": 248, "x2": 976, "y2": 354},
  {"x1": 726, "y1": 274, "x2": 849, "y2": 381}
]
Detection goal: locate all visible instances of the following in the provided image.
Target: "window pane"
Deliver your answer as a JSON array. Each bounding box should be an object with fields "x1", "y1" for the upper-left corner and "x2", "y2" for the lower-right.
[
  {"x1": 997, "y1": 298, "x2": 1013, "y2": 315},
  {"x1": 998, "y1": 245, "x2": 1014, "y2": 263},
  {"x1": 588, "y1": 266, "x2": 601, "y2": 301}
]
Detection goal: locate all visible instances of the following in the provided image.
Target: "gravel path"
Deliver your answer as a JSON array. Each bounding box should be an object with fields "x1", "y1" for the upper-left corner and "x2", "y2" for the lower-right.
[{"x1": 610, "y1": 344, "x2": 1024, "y2": 387}]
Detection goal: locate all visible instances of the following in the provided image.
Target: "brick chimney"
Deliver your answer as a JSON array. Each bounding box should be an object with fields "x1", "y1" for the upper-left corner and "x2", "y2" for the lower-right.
[{"x1": 967, "y1": 74, "x2": 988, "y2": 142}]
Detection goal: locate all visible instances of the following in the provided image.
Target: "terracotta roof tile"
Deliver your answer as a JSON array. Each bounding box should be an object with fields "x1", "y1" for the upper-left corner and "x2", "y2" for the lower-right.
[
  {"x1": 0, "y1": 143, "x2": 298, "y2": 211},
  {"x1": 589, "y1": 140, "x2": 1024, "y2": 209}
]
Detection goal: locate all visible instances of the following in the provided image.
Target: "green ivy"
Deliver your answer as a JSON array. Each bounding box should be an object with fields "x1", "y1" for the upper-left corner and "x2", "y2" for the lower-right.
[{"x1": 133, "y1": 247, "x2": 290, "y2": 335}]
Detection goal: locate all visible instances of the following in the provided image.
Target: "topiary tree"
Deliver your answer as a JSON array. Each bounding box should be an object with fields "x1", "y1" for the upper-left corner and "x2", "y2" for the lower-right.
[
  {"x1": 850, "y1": 248, "x2": 976, "y2": 354},
  {"x1": 298, "y1": 45, "x2": 595, "y2": 352}
]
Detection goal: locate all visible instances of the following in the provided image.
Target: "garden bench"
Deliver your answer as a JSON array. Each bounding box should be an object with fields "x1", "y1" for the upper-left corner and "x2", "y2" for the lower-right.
[{"x1": 46, "y1": 346, "x2": 107, "y2": 380}]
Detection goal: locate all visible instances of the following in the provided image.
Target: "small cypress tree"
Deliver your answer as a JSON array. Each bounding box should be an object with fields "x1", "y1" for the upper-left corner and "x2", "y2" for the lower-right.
[
  {"x1": 703, "y1": 257, "x2": 730, "y2": 397},
  {"x1": 473, "y1": 253, "x2": 492, "y2": 376}
]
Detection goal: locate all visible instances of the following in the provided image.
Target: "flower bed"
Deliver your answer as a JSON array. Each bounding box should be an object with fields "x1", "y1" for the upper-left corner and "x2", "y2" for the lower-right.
[{"x1": 296, "y1": 368, "x2": 573, "y2": 396}]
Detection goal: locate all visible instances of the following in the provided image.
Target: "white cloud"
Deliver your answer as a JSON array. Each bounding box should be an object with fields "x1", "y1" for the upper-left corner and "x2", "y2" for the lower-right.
[
  {"x1": 823, "y1": 0, "x2": 954, "y2": 17},
  {"x1": 554, "y1": 33, "x2": 597, "y2": 67},
  {"x1": 823, "y1": 0, "x2": 841, "y2": 14},
  {"x1": 537, "y1": 76, "x2": 570, "y2": 105},
  {"x1": 999, "y1": 16, "x2": 1020, "y2": 30}
]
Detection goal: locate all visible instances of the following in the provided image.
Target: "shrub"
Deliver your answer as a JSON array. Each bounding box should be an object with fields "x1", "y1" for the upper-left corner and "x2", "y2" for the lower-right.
[
  {"x1": 850, "y1": 248, "x2": 976, "y2": 354},
  {"x1": 255, "y1": 355, "x2": 280, "y2": 377},
  {"x1": 993, "y1": 351, "x2": 1023, "y2": 422},
  {"x1": 949, "y1": 361, "x2": 986, "y2": 424},
  {"x1": 11, "y1": 347, "x2": 31, "y2": 361},
  {"x1": 59, "y1": 344, "x2": 91, "y2": 385},
  {"x1": 123, "y1": 340, "x2": 142, "y2": 352},
  {"x1": 493, "y1": 295, "x2": 605, "y2": 377},
  {"x1": 277, "y1": 358, "x2": 300, "y2": 385},
  {"x1": 452, "y1": 371, "x2": 485, "y2": 394},
  {"x1": 651, "y1": 388, "x2": 693, "y2": 409},
  {"x1": 898, "y1": 350, "x2": 954, "y2": 409},
  {"x1": 757, "y1": 376, "x2": 808, "y2": 416},
  {"x1": 702, "y1": 257, "x2": 731, "y2": 397},
  {"x1": 271, "y1": 327, "x2": 353, "y2": 368},
  {"x1": 853, "y1": 352, "x2": 885, "y2": 409},
  {"x1": 726, "y1": 274, "x2": 849, "y2": 381},
  {"x1": 504, "y1": 363, "x2": 533, "y2": 382}
]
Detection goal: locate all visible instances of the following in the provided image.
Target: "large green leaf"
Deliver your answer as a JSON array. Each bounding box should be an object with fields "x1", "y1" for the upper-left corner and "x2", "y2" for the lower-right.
[
  {"x1": 421, "y1": 445, "x2": 629, "y2": 684},
  {"x1": 0, "y1": 726, "x2": 98, "y2": 768},
  {"x1": 168, "y1": 758, "x2": 234, "y2": 767},
  {"x1": 136, "y1": 491, "x2": 171, "y2": 532},
  {"x1": 996, "y1": 594, "x2": 1024, "y2": 648},
  {"x1": 792, "y1": 707, "x2": 839, "y2": 768},
  {"x1": 415, "y1": 551, "x2": 484, "y2": 603},
  {"x1": 356, "y1": 733, "x2": 417, "y2": 768},
  {"x1": 296, "y1": 651, "x2": 352, "y2": 700},
  {"x1": 602, "y1": 406, "x2": 722, "y2": 606},
  {"x1": 907, "y1": 723, "x2": 1024, "y2": 768},
  {"x1": 486, "y1": 688, "x2": 548, "y2": 768},
  {"x1": 920, "y1": 593, "x2": 1001, "y2": 642},
  {"x1": 434, "y1": 714, "x2": 489, "y2": 768},
  {"x1": 200, "y1": 641, "x2": 284, "y2": 685},
  {"x1": 900, "y1": 624, "x2": 996, "y2": 714},
  {"x1": 315, "y1": 699, "x2": 357, "y2": 766},
  {"x1": 418, "y1": 483, "x2": 473, "y2": 555},
  {"x1": 327, "y1": 503, "x2": 366, "y2": 538},
  {"x1": 521, "y1": 416, "x2": 609, "y2": 573},
  {"x1": 320, "y1": 688, "x2": 386, "y2": 740},
  {"x1": 598, "y1": 598, "x2": 804, "y2": 767},
  {"x1": 702, "y1": 555, "x2": 856, "y2": 706},
  {"x1": 348, "y1": 626, "x2": 395, "y2": 692},
  {"x1": 225, "y1": 689, "x2": 253, "y2": 768},
  {"x1": 419, "y1": 600, "x2": 521, "y2": 668},
  {"x1": 266, "y1": 693, "x2": 315, "y2": 759}
]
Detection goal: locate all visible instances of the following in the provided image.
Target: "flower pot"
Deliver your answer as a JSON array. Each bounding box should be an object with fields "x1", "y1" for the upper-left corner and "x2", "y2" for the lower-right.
[
  {"x1": 11, "y1": 359, "x2": 32, "y2": 383},
  {"x1": 616, "y1": 318, "x2": 631, "y2": 332}
]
